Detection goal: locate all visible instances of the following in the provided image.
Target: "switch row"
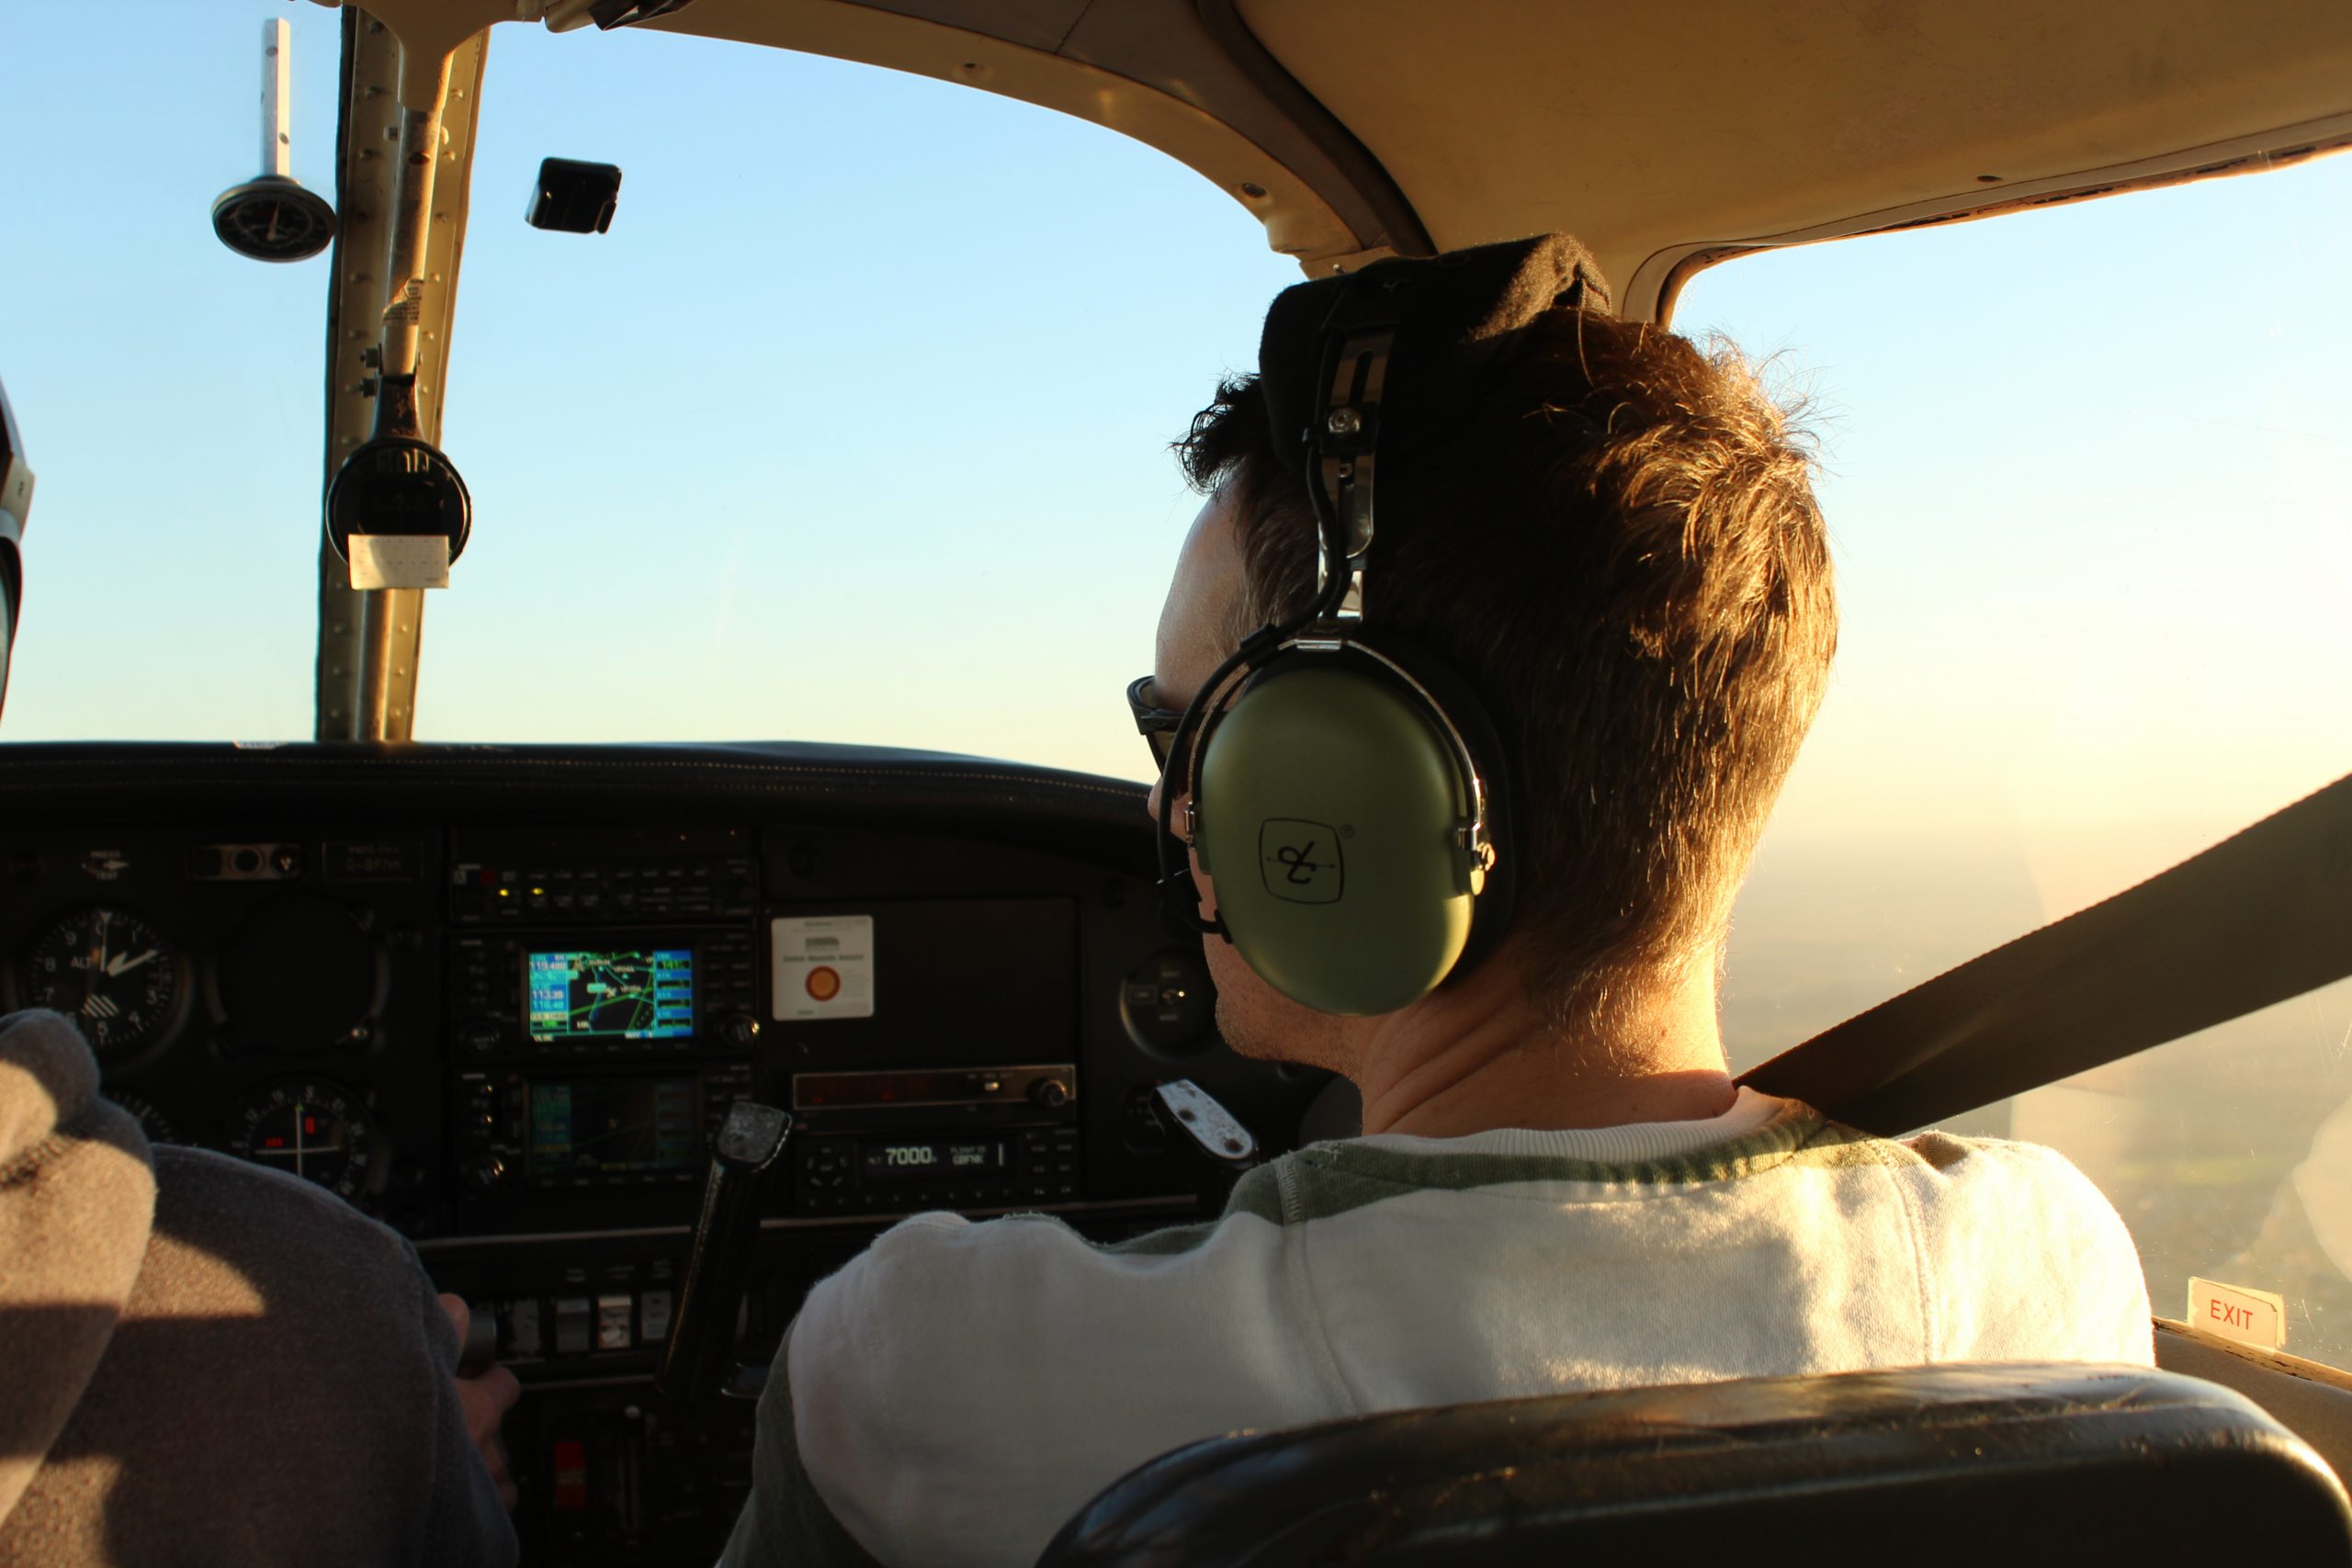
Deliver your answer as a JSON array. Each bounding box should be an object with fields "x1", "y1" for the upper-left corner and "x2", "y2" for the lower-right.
[{"x1": 500, "y1": 1288, "x2": 675, "y2": 1359}]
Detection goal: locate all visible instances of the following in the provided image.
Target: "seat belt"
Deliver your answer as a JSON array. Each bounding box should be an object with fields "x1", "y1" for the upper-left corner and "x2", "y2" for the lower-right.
[{"x1": 1739, "y1": 770, "x2": 2352, "y2": 1135}]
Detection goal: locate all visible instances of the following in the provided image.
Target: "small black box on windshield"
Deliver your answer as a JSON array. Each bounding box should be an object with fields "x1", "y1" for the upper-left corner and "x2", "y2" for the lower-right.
[{"x1": 525, "y1": 158, "x2": 622, "y2": 234}]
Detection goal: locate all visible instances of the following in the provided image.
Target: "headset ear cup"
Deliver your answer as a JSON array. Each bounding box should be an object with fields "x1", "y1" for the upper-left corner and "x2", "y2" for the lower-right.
[
  {"x1": 1195, "y1": 659, "x2": 1464, "y2": 1014},
  {"x1": 1348, "y1": 628, "x2": 1518, "y2": 983},
  {"x1": 1193, "y1": 638, "x2": 1513, "y2": 1015},
  {"x1": 1186, "y1": 701, "x2": 1233, "y2": 876},
  {"x1": 0, "y1": 550, "x2": 15, "y2": 724}
]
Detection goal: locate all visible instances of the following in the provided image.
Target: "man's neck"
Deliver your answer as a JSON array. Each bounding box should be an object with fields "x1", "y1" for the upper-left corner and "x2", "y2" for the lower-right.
[{"x1": 1350, "y1": 959, "x2": 1734, "y2": 1139}]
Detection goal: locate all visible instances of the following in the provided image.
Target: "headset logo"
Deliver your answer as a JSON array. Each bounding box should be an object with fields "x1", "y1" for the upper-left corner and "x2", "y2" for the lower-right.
[{"x1": 1259, "y1": 819, "x2": 1344, "y2": 904}]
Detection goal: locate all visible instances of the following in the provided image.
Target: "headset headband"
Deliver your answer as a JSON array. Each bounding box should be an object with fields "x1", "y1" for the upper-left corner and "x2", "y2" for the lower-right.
[
  {"x1": 1258, "y1": 234, "x2": 1611, "y2": 470},
  {"x1": 1261, "y1": 233, "x2": 1611, "y2": 619},
  {"x1": 1307, "y1": 295, "x2": 1399, "y2": 622},
  {"x1": 0, "y1": 376, "x2": 31, "y2": 725},
  {"x1": 0, "y1": 378, "x2": 28, "y2": 547}
]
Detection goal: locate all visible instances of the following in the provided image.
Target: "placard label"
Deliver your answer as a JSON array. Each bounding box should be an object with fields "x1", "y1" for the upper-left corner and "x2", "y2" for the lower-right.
[
  {"x1": 772, "y1": 915, "x2": 875, "y2": 1021},
  {"x1": 2188, "y1": 1276, "x2": 2287, "y2": 1349},
  {"x1": 348, "y1": 533, "x2": 451, "y2": 590}
]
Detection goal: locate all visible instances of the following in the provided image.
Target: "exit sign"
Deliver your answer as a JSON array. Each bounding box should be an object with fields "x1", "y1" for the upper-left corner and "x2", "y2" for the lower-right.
[{"x1": 2188, "y1": 1276, "x2": 2287, "y2": 1350}]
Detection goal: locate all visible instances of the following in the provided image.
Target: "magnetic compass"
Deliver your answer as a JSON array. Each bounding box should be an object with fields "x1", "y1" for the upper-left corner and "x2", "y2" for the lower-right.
[{"x1": 18, "y1": 906, "x2": 189, "y2": 1059}]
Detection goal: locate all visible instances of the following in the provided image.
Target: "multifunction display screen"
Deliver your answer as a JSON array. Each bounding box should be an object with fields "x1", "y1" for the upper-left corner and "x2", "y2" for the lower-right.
[
  {"x1": 527, "y1": 1077, "x2": 700, "y2": 1178},
  {"x1": 526, "y1": 948, "x2": 695, "y2": 1041},
  {"x1": 860, "y1": 1137, "x2": 1011, "y2": 1185}
]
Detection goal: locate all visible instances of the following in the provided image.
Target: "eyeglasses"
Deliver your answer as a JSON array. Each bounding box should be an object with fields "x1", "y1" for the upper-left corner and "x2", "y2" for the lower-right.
[{"x1": 1126, "y1": 674, "x2": 1186, "y2": 773}]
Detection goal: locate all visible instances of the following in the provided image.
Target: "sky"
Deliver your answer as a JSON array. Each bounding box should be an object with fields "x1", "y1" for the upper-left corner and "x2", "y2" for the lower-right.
[{"x1": 2, "y1": 5, "x2": 2348, "y2": 934}]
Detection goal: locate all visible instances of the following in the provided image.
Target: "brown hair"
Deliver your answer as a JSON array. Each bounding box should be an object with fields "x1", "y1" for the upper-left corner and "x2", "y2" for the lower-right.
[{"x1": 1178, "y1": 309, "x2": 1836, "y2": 1030}]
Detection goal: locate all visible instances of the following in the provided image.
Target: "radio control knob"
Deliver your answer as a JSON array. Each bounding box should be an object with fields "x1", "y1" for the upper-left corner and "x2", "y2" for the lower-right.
[
  {"x1": 461, "y1": 1154, "x2": 507, "y2": 1191},
  {"x1": 718, "y1": 1014, "x2": 762, "y2": 1049},
  {"x1": 1028, "y1": 1077, "x2": 1070, "y2": 1110}
]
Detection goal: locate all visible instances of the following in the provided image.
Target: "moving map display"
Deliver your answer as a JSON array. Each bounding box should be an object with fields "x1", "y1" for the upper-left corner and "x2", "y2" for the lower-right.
[
  {"x1": 527, "y1": 1077, "x2": 700, "y2": 1177},
  {"x1": 526, "y1": 948, "x2": 695, "y2": 1041}
]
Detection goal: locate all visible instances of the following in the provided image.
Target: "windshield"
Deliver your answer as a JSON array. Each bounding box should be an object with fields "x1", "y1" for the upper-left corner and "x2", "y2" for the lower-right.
[
  {"x1": 6, "y1": 3, "x2": 2350, "y2": 1363},
  {"x1": 1679, "y1": 155, "x2": 2352, "y2": 1360},
  {"x1": 0, "y1": 7, "x2": 1299, "y2": 764}
]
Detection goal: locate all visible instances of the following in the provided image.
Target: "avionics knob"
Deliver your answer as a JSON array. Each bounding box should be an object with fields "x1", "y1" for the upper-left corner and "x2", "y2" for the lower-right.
[
  {"x1": 1028, "y1": 1077, "x2": 1070, "y2": 1110},
  {"x1": 718, "y1": 1014, "x2": 762, "y2": 1050},
  {"x1": 460, "y1": 1154, "x2": 507, "y2": 1192}
]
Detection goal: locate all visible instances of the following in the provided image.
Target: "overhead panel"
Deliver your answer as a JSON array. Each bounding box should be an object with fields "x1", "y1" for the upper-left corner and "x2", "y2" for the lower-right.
[
  {"x1": 346, "y1": 0, "x2": 1419, "y2": 271},
  {"x1": 343, "y1": 0, "x2": 2352, "y2": 311},
  {"x1": 832, "y1": 0, "x2": 1431, "y2": 260},
  {"x1": 1239, "y1": 0, "x2": 2352, "y2": 315}
]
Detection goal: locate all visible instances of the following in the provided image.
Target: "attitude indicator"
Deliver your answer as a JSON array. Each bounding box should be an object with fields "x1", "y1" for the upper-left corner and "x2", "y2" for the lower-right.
[{"x1": 229, "y1": 1080, "x2": 375, "y2": 1200}]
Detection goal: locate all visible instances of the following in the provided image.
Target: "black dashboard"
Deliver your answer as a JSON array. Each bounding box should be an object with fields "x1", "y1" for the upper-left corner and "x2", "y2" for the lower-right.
[{"x1": 0, "y1": 741, "x2": 1328, "y2": 1565}]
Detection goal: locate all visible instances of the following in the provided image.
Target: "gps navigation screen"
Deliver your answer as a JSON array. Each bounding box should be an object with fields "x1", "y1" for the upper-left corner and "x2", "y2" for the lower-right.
[{"x1": 526, "y1": 948, "x2": 695, "y2": 1041}]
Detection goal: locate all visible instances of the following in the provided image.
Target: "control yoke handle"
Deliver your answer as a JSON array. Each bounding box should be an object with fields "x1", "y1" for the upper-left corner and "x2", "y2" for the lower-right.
[{"x1": 657, "y1": 1100, "x2": 791, "y2": 1406}]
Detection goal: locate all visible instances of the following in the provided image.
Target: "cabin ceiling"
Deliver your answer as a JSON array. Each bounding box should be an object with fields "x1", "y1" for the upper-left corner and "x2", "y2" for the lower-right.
[{"x1": 335, "y1": 0, "x2": 2352, "y2": 316}]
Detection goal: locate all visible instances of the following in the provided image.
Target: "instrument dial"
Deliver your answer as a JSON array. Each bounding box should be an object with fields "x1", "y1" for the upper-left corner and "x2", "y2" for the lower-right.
[
  {"x1": 107, "y1": 1091, "x2": 180, "y2": 1145},
  {"x1": 18, "y1": 906, "x2": 188, "y2": 1059},
  {"x1": 228, "y1": 1080, "x2": 375, "y2": 1201}
]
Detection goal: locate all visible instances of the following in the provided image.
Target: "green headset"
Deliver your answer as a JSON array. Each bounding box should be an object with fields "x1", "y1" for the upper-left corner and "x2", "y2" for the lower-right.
[
  {"x1": 0, "y1": 377, "x2": 31, "y2": 726},
  {"x1": 1156, "y1": 234, "x2": 1611, "y2": 1015}
]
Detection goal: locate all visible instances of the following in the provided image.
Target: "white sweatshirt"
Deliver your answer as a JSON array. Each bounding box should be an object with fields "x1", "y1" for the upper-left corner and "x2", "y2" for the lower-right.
[{"x1": 721, "y1": 1090, "x2": 2152, "y2": 1567}]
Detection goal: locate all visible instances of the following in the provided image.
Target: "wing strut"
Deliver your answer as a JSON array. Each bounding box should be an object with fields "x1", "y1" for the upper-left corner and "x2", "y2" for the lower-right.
[{"x1": 1740, "y1": 771, "x2": 2352, "y2": 1134}]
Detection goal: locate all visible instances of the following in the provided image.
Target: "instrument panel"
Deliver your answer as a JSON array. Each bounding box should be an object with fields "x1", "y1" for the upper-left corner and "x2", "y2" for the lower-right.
[
  {"x1": 0, "y1": 742, "x2": 1323, "y2": 1568},
  {"x1": 1, "y1": 830, "x2": 442, "y2": 1227}
]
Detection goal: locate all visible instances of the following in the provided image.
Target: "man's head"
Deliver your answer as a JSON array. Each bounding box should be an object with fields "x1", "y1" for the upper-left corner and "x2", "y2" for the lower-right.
[{"x1": 1155, "y1": 285, "x2": 1834, "y2": 1058}]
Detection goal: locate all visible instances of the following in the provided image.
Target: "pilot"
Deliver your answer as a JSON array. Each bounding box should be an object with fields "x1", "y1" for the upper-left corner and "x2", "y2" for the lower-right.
[
  {"x1": 716, "y1": 234, "x2": 2154, "y2": 1565},
  {"x1": 0, "y1": 378, "x2": 520, "y2": 1567}
]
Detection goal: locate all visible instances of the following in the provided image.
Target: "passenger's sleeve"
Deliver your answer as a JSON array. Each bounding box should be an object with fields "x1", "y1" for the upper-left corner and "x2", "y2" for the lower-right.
[
  {"x1": 719, "y1": 1316, "x2": 887, "y2": 1568},
  {"x1": 410, "y1": 1267, "x2": 521, "y2": 1568}
]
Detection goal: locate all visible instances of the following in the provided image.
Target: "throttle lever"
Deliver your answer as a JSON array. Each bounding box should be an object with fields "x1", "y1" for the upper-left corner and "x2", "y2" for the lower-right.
[
  {"x1": 454, "y1": 1298, "x2": 500, "y2": 1378},
  {"x1": 1153, "y1": 1079, "x2": 1261, "y2": 1210},
  {"x1": 656, "y1": 1100, "x2": 791, "y2": 1406}
]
